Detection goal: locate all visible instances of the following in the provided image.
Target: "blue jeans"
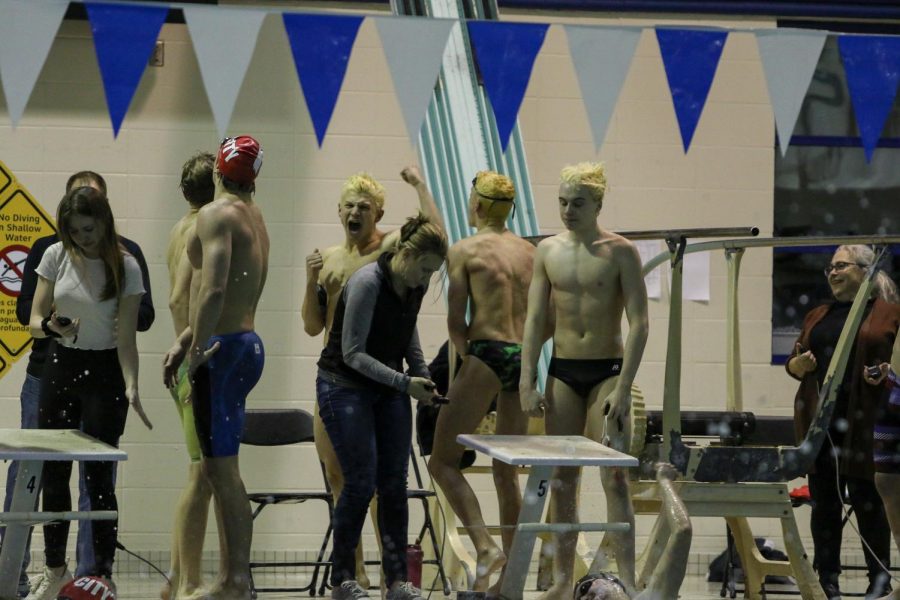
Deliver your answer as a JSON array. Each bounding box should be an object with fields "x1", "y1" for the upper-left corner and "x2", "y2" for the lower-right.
[
  {"x1": 1, "y1": 373, "x2": 116, "y2": 578},
  {"x1": 316, "y1": 376, "x2": 412, "y2": 588}
]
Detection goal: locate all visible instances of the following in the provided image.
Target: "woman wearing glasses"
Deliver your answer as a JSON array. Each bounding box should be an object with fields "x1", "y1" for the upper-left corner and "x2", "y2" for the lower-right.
[{"x1": 786, "y1": 245, "x2": 900, "y2": 599}]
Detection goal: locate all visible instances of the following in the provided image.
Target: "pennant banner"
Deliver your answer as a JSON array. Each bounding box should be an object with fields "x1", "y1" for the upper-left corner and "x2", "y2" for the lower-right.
[
  {"x1": 838, "y1": 34, "x2": 900, "y2": 162},
  {"x1": 0, "y1": 0, "x2": 67, "y2": 128},
  {"x1": 755, "y1": 29, "x2": 827, "y2": 156},
  {"x1": 467, "y1": 21, "x2": 548, "y2": 152},
  {"x1": 184, "y1": 6, "x2": 267, "y2": 139},
  {"x1": 564, "y1": 25, "x2": 641, "y2": 151},
  {"x1": 86, "y1": 2, "x2": 169, "y2": 137},
  {"x1": 282, "y1": 13, "x2": 364, "y2": 147},
  {"x1": 656, "y1": 28, "x2": 728, "y2": 152},
  {"x1": 374, "y1": 16, "x2": 454, "y2": 146}
]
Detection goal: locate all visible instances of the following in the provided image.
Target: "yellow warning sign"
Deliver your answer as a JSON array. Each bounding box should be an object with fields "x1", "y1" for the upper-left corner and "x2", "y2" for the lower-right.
[{"x1": 0, "y1": 160, "x2": 56, "y2": 378}]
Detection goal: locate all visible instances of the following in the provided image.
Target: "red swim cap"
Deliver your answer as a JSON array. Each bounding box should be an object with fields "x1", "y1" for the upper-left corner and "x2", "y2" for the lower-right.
[
  {"x1": 216, "y1": 136, "x2": 263, "y2": 185},
  {"x1": 58, "y1": 576, "x2": 116, "y2": 599}
]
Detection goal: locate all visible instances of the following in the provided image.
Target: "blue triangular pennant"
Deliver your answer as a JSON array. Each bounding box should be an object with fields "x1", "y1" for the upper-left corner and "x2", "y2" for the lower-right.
[
  {"x1": 656, "y1": 28, "x2": 728, "y2": 152},
  {"x1": 467, "y1": 21, "x2": 548, "y2": 152},
  {"x1": 282, "y1": 13, "x2": 364, "y2": 147},
  {"x1": 837, "y1": 34, "x2": 900, "y2": 162},
  {"x1": 86, "y1": 2, "x2": 169, "y2": 137}
]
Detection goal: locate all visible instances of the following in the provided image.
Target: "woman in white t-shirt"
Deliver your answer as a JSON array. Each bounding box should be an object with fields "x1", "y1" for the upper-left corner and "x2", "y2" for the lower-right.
[{"x1": 26, "y1": 186, "x2": 151, "y2": 596}]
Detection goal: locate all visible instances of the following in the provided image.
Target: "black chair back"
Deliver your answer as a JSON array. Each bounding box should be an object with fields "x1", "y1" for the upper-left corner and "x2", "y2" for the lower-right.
[{"x1": 241, "y1": 408, "x2": 315, "y2": 446}]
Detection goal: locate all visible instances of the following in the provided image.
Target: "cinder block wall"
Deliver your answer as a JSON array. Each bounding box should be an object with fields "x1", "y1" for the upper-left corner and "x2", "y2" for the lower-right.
[{"x1": 0, "y1": 5, "x2": 869, "y2": 569}]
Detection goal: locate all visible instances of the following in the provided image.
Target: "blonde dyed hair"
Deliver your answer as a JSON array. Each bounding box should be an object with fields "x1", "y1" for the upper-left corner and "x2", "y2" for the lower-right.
[
  {"x1": 473, "y1": 170, "x2": 515, "y2": 224},
  {"x1": 560, "y1": 162, "x2": 607, "y2": 203},
  {"x1": 341, "y1": 173, "x2": 386, "y2": 210}
]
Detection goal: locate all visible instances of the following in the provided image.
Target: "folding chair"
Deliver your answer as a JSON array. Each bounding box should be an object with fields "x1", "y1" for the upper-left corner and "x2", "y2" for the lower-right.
[
  {"x1": 408, "y1": 448, "x2": 452, "y2": 595},
  {"x1": 242, "y1": 408, "x2": 334, "y2": 597}
]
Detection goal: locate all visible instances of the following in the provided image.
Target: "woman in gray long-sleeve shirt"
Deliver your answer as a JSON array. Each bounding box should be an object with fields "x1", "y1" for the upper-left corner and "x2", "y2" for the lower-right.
[{"x1": 317, "y1": 215, "x2": 447, "y2": 600}]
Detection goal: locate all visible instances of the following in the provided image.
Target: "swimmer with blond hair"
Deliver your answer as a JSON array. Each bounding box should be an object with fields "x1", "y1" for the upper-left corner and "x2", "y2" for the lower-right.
[
  {"x1": 301, "y1": 166, "x2": 444, "y2": 588},
  {"x1": 429, "y1": 170, "x2": 536, "y2": 593},
  {"x1": 520, "y1": 162, "x2": 649, "y2": 600}
]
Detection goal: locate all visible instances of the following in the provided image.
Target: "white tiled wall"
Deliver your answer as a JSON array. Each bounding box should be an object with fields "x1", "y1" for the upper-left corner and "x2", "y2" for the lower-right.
[{"x1": 0, "y1": 6, "x2": 867, "y2": 566}]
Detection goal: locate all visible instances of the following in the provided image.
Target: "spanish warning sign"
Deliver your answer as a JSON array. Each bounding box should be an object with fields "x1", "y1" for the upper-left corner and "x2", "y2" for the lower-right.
[{"x1": 0, "y1": 160, "x2": 56, "y2": 377}]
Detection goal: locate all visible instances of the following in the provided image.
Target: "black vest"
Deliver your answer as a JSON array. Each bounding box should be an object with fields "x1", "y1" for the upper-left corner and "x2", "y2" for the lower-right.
[{"x1": 318, "y1": 252, "x2": 425, "y2": 390}]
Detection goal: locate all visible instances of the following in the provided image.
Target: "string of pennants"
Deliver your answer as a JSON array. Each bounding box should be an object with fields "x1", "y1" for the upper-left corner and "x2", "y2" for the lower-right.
[{"x1": 2, "y1": 0, "x2": 900, "y2": 161}]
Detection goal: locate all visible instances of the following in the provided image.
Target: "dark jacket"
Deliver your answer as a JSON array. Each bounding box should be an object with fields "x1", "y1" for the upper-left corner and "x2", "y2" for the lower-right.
[
  {"x1": 318, "y1": 252, "x2": 427, "y2": 392},
  {"x1": 787, "y1": 298, "x2": 900, "y2": 479},
  {"x1": 15, "y1": 234, "x2": 155, "y2": 377}
]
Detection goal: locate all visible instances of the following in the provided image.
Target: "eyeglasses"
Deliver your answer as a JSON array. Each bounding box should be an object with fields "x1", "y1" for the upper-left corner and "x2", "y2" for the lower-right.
[
  {"x1": 823, "y1": 261, "x2": 867, "y2": 276},
  {"x1": 574, "y1": 573, "x2": 626, "y2": 598}
]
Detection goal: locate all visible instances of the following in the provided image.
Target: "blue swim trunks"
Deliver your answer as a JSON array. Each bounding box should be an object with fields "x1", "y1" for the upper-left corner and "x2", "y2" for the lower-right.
[{"x1": 192, "y1": 331, "x2": 265, "y2": 458}]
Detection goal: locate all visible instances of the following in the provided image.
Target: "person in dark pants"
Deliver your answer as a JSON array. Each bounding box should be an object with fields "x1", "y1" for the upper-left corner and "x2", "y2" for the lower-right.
[
  {"x1": 316, "y1": 215, "x2": 447, "y2": 600},
  {"x1": 868, "y1": 333, "x2": 900, "y2": 600},
  {"x1": 786, "y1": 245, "x2": 899, "y2": 599},
  {"x1": 0, "y1": 171, "x2": 154, "y2": 598},
  {"x1": 25, "y1": 186, "x2": 153, "y2": 600}
]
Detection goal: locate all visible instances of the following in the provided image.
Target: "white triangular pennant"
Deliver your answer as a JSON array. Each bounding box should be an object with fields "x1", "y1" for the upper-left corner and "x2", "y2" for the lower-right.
[
  {"x1": 564, "y1": 25, "x2": 641, "y2": 151},
  {"x1": 0, "y1": 0, "x2": 67, "y2": 127},
  {"x1": 183, "y1": 5, "x2": 267, "y2": 138},
  {"x1": 374, "y1": 16, "x2": 454, "y2": 146},
  {"x1": 755, "y1": 28, "x2": 826, "y2": 156}
]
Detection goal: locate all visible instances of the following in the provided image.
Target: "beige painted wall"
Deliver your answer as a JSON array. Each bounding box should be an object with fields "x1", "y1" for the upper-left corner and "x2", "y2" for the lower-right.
[{"x1": 0, "y1": 5, "x2": 874, "y2": 567}]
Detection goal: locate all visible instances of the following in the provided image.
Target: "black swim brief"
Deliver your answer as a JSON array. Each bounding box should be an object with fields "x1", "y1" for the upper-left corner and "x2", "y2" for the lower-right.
[{"x1": 548, "y1": 357, "x2": 623, "y2": 400}]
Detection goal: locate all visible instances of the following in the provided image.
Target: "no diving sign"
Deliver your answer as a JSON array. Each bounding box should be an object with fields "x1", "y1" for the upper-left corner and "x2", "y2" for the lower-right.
[
  {"x1": 0, "y1": 244, "x2": 29, "y2": 297},
  {"x1": 0, "y1": 159, "x2": 56, "y2": 366}
]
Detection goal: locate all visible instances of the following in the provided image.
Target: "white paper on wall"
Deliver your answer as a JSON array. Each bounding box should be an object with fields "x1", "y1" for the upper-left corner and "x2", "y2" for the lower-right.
[
  {"x1": 0, "y1": 0, "x2": 67, "y2": 127},
  {"x1": 183, "y1": 5, "x2": 267, "y2": 138},
  {"x1": 634, "y1": 239, "x2": 663, "y2": 300},
  {"x1": 682, "y1": 250, "x2": 710, "y2": 302}
]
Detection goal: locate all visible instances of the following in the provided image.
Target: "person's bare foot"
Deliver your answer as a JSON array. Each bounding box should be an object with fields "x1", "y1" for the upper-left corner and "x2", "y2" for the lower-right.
[
  {"x1": 179, "y1": 587, "x2": 211, "y2": 600},
  {"x1": 183, "y1": 582, "x2": 250, "y2": 600},
  {"x1": 473, "y1": 547, "x2": 506, "y2": 592},
  {"x1": 178, "y1": 582, "x2": 208, "y2": 600}
]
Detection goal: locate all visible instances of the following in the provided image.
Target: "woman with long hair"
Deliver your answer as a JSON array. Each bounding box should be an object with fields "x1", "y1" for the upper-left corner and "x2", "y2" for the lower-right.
[
  {"x1": 26, "y1": 186, "x2": 151, "y2": 600},
  {"x1": 316, "y1": 215, "x2": 447, "y2": 600},
  {"x1": 786, "y1": 244, "x2": 900, "y2": 599}
]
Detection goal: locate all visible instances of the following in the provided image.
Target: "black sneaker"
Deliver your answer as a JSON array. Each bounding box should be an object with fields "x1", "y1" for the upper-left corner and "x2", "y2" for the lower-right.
[
  {"x1": 866, "y1": 575, "x2": 892, "y2": 599},
  {"x1": 820, "y1": 581, "x2": 841, "y2": 600}
]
